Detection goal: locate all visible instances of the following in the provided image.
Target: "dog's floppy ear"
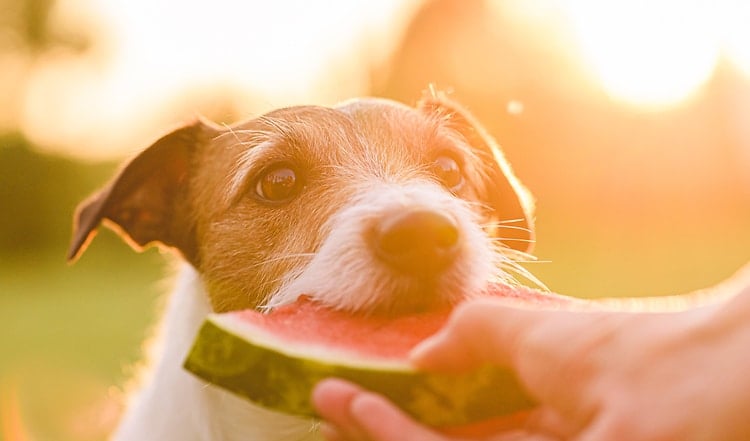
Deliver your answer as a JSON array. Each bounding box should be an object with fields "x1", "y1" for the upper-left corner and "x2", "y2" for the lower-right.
[
  {"x1": 418, "y1": 92, "x2": 535, "y2": 252},
  {"x1": 67, "y1": 119, "x2": 212, "y2": 265}
]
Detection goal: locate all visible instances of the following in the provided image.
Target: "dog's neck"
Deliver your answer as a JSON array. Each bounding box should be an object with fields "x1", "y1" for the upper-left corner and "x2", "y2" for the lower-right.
[{"x1": 112, "y1": 263, "x2": 320, "y2": 441}]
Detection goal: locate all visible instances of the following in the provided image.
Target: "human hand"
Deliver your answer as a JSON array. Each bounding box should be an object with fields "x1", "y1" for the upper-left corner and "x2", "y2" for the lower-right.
[{"x1": 313, "y1": 280, "x2": 750, "y2": 441}]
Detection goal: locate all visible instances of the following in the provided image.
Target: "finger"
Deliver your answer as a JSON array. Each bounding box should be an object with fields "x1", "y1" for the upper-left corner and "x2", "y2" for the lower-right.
[
  {"x1": 313, "y1": 379, "x2": 449, "y2": 441},
  {"x1": 409, "y1": 324, "x2": 480, "y2": 372},
  {"x1": 312, "y1": 379, "x2": 371, "y2": 440},
  {"x1": 312, "y1": 378, "x2": 362, "y2": 423},
  {"x1": 410, "y1": 299, "x2": 552, "y2": 370},
  {"x1": 348, "y1": 392, "x2": 450, "y2": 441}
]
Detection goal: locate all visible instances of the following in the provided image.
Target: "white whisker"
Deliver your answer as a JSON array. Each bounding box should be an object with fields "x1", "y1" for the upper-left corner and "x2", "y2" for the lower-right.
[
  {"x1": 489, "y1": 236, "x2": 537, "y2": 244},
  {"x1": 489, "y1": 224, "x2": 534, "y2": 233},
  {"x1": 246, "y1": 253, "x2": 316, "y2": 271},
  {"x1": 483, "y1": 218, "x2": 527, "y2": 225}
]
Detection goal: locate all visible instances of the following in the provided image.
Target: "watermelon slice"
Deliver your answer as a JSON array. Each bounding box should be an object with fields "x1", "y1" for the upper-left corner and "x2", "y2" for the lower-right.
[{"x1": 183, "y1": 284, "x2": 577, "y2": 427}]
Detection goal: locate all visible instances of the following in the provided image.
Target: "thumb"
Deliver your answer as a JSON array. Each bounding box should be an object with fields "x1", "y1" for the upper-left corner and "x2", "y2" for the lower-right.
[{"x1": 410, "y1": 298, "x2": 555, "y2": 371}]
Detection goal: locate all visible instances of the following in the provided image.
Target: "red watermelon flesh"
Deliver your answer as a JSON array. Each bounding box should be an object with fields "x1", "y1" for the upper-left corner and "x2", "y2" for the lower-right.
[{"x1": 221, "y1": 283, "x2": 574, "y2": 365}]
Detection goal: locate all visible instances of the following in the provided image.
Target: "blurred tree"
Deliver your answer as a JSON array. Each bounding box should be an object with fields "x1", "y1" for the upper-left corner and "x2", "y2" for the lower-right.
[
  {"x1": 0, "y1": 0, "x2": 89, "y2": 52},
  {"x1": 20, "y1": 0, "x2": 54, "y2": 49},
  {"x1": 0, "y1": 0, "x2": 103, "y2": 256},
  {"x1": 0, "y1": 0, "x2": 91, "y2": 132},
  {"x1": 0, "y1": 134, "x2": 115, "y2": 255}
]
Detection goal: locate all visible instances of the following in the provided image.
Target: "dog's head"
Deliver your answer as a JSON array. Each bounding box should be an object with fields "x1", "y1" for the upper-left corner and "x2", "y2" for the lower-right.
[{"x1": 69, "y1": 93, "x2": 534, "y2": 314}]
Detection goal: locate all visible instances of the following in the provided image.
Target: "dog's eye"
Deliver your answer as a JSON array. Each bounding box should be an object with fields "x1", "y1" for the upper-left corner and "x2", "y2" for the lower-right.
[
  {"x1": 432, "y1": 155, "x2": 463, "y2": 190},
  {"x1": 255, "y1": 166, "x2": 300, "y2": 202}
]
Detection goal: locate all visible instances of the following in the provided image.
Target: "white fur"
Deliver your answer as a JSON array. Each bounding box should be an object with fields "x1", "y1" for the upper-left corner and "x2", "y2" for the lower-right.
[
  {"x1": 113, "y1": 264, "x2": 321, "y2": 441},
  {"x1": 266, "y1": 180, "x2": 502, "y2": 312}
]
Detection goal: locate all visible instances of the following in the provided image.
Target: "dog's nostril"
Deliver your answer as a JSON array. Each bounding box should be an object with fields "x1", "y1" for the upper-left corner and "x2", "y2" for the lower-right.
[{"x1": 374, "y1": 209, "x2": 460, "y2": 275}]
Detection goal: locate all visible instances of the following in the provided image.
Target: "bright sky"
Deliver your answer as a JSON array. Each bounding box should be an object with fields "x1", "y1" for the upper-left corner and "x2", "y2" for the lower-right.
[
  {"x1": 15, "y1": 0, "x2": 750, "y2": 159},
  {"x1": 20, "y1": 0, "x2": 413, "y2": 159},
  {"x1": 563, "y1": 0, "x2": 750, "y2": 108}
]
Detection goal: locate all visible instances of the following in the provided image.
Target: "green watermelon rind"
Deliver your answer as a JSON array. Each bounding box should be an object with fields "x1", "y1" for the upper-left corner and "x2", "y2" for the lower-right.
[{"x1": 183, "y1": 317, "x2": 535, "y2": 427}]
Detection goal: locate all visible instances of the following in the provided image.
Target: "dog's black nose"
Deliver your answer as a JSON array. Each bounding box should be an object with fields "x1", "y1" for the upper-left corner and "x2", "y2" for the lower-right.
[{"x1": 374, "y1": 209, "x2": 460, "y2": 275}]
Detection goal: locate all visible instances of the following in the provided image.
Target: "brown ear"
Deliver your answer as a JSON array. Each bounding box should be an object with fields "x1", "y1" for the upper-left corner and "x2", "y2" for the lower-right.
[
  {"x1": 67, "y1": 119, "x2": 212, "y2": 265},
  {"x1": 418, "y1": 91, "x2": 535, "y2": 252}
]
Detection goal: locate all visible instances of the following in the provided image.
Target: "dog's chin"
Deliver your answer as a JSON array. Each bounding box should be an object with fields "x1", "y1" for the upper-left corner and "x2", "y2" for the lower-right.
[
  {"x1": 348, "y1": 267, "x2": 484, "y2": 315},
  {"x1": 364, "y1": 281, "x2": 462, "y2": 316},
  {"x1": 264, "y1": 258, "x2": 492, "y2": 316}
]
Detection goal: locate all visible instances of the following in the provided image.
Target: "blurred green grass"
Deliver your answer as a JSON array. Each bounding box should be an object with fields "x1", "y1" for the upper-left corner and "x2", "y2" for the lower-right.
[
  {"x1": 532, "y1": 212, "x2": 750, "y2": 299},
  {"x1": 1, "y1": 233, "x2": 168, "y2": 441}
]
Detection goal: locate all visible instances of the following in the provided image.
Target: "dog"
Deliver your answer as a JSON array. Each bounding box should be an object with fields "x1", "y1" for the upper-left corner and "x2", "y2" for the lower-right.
[{"x1": 68, "y1": 91, "x2": 535, "y2": 440}]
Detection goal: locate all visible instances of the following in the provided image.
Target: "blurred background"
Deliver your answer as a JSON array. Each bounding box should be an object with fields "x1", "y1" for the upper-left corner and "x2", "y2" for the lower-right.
[{"x1": 1, "y1": 0, "x2": 749, "y2": 439}]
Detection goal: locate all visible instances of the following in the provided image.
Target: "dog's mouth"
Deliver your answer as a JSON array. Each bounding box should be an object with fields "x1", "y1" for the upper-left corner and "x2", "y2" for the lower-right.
[
  {"x1": 315, "y1": 255, "x2": 483, "y2": 317},
  {"x1": 262, "y1": 258, "x2": 477, "y2": 317},
  {"x1": 364, "y1": 281, "x2": 464, "y2": 316}
]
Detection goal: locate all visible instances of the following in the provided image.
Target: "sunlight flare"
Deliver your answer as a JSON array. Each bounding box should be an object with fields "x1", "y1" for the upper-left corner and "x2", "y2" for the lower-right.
[{"x1": 564, "y1": 0, "x2": 720, "y2": 108}]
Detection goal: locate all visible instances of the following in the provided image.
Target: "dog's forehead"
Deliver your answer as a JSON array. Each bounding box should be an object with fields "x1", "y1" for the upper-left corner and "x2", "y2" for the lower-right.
[
  {"x1": 333, "y1": 97, "x2": 417, "y2": 121},
  {"x1": 255, "y1": 99, "x2": 440, "y2": 147},
  {"x1": 223, "y1": 99, "x2": 452, "y2": 166},
  {"x1": 334, "y1": 98, "x2": 437, "y2": 138}
]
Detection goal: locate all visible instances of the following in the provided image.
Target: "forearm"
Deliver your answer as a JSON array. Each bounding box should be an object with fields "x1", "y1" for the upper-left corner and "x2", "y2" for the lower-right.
[{"x1": 590, "y1": 262, "x2": 750, "y2": 313}]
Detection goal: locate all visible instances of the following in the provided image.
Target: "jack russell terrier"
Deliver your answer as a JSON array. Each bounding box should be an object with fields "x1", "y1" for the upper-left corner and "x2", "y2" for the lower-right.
[{"x1": 68, "y1": 91, "x2": 535, "y2": 440}]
